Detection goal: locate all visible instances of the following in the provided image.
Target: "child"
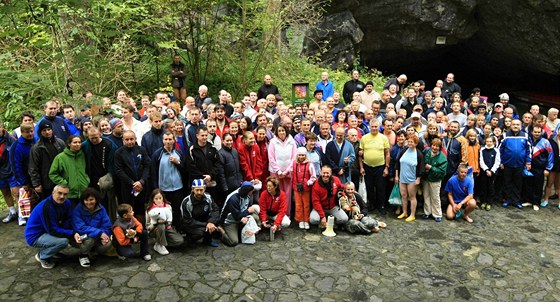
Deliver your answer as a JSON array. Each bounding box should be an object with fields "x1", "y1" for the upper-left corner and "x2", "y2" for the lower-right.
[
  {"x1": 292, "y1": 147, "x2": 316, "y2": 229},
  {"x1": 479, "y1": 136, "x2": 501, "y2": 210},
  {"x1": 466, "y1": 129, "x2": 481, "y2": 176},
  {"x1": 145, "y1": 189, "x2": 184, "y2": 255},
  {"x1": 112, "y1": 204, "x2": 151, "y2": 261}
]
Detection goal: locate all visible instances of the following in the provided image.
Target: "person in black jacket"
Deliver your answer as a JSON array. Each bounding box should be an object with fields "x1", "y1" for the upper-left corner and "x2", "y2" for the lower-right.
[
  {"x1": 186, "y1": 126, "x2": 220, "y2": 197},
  {"x1": 257, "y1": 75, "x2": 280, "y2": 100},
  {"x1": 180, "y1": 179, "x2": 220, "y2": 247},
  {"x1": 29, "y1": 120, "x2": 66, "y2": 201},
  {"x1": 114, "y1": 131, "x2": 151, "y2": 222},
  {"x1": 343, "y1": 70, "x2": 365, "y2": 104},
  {"x1": 141, "y1": 111, "x2": 164, "y2": 159},
  {"x1": 217, "y1": 133, "x2": 243, "y2": 207}
]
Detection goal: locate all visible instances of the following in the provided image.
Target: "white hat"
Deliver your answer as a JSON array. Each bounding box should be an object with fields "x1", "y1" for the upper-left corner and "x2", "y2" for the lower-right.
[
  {"x1": 499, "y1": 93, "x2": 509, "y2": 100},
  {"x1": 410, "y1": 112, "x2": 422, "y2": 119}
]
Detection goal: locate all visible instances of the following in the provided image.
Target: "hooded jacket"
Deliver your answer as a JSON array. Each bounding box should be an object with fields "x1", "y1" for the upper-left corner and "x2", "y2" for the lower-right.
[
  {"x1": 443, "y1": 132, "x2": 468, "y2": 174},
  {"x1": 29, "y1": 135, "x2": 66, "y2": 189},
  {"x1": 311, "y1": 176, "x2": 344, "y2": 218},
  {"x1": 422, "y1": 148, "x2": 448, "y2": 182},
  {"x1": 49, "y1": 148, "x2": 90, "y2": 199},
  {"x1": 217, "y1": 146, "x2": 243, "y2": 192}
]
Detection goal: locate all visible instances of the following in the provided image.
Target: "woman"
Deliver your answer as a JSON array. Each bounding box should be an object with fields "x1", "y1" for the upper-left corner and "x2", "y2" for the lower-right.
[
  {"x1": 98, "y1": 118, "x2": 112, "y2": 136},
  {"x1": 166, "y1": 107, "x2": 179, "y2": 122},
  {"x1": 268, "y1": 125, "x2": 297, "y2": 215},
  {"x1": 237, "y1": 131, "x2": 264, "y2": 198},
  {"x1": 421, "y1": 122, "x2": 441, "y2": 151},
  {"x1": 255, "y1": 126, "x2": 270, "y2": 184},
  {"x1": 304, "y1": 132, "x2": 327, "y2": 178},
  {"x1": 217, "y1": 133, "x2": 243, "y2": 207},
  {"x1": 258, "y1": 177, "x2": 291, "y2": 233},
  {"x1": 389, "y1": 130, "x2": 407, "y2": 214},
  {"x1": 395, "y1": 134, "x2": 425, "y2": 222},
  {"x1": 49, "y1": 135, "x2": 90, "y2": 206},
  {"x1": 332, "y1": 110, "x2": 348, "y2": 132},
  {"x1": 421, "y1": 138, "x2": 447, "y2": 222},
  {"x1": 239, "y1": 116, "x2": 253, "y2": 135},
  {"x1": 543, "y1": 133, "x2": 560, "y2": 207},
  {"x1": 72, "y1": 187, "x2": 112, "y2": 267},
  {"x1": 502, "y1": 117, "x2": 512, "y2": 132}
]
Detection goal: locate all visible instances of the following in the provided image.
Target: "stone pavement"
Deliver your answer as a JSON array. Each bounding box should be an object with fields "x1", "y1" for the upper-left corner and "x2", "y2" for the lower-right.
[{"x1": 1, "y1": 204, "x2": 560, "y2": 302}]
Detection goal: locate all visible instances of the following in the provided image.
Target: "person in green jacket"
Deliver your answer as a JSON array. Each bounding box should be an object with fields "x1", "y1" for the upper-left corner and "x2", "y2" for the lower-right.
[
  {"x1": 49, "y1": 135, "x2": 90, "y2": 207},
  {"x1": 421, "y1": 138, "x2": 447, "y2": 222}
]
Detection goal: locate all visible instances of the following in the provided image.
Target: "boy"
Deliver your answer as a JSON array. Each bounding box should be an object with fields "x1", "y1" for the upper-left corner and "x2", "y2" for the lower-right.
[{"x1": 112, "y1": 204, "x2": 151, "y2": 261}]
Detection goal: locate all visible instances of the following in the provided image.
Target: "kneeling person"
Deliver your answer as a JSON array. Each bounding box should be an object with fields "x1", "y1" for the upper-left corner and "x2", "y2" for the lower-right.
[
  {"x1": 445, "y1": 164, "x2": 476, "y2": 223},
  {"x1": 219, "y1": 181, "x2": 260, "y2": 246},
  {"x1": 180, "y1": 179, "x2": 221, "y2": 247},
  {"x1": 341, "y1": 182, "x2": 386, "y2": 234},
  {"x1": 310, "y1": 165, "x2": 348, "y2": 226}
]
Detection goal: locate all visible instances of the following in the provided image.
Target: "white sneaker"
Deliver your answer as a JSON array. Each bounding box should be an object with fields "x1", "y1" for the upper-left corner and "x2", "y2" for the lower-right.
[
  {"x1": 79, "y1": 256, "x2": 91, "y2": 267},
  {"x1": 298, "y1": 222, "x2": 305, "y2": 229},
  {"x1": 153, "y1": 243, "x2": 169, "y2": 255},
  {"x1": 533, "y1": 205, "x2": 539, "y2": 211},
  {"x1": 304, "y1": 222, "x2": 310, "y2": 230},
  {"x1": 143, "y1": 254, "x2": 152, "y2": 261},
  {"x1": 18, "y1": 216, "x2": 27, "y2": 226}
]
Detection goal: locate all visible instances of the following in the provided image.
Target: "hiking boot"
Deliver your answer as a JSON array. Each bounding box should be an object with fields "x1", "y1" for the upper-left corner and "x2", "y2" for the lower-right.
[{"x1": 2, "y1": 212, "x2": 17, "y2": 223}]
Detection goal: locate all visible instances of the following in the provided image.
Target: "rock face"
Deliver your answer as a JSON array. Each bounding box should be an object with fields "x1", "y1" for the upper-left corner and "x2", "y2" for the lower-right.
[{"x1": 304, "y1": 0, "x2": 560, "y2": 79}]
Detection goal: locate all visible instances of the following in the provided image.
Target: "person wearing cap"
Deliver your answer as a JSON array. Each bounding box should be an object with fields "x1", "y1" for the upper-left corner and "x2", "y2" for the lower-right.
[
  {"x1": 219, "y1": 181, "x2": 260, "y2": 247},
  {"x1": 498, "y1": 93, "x2": 519, "y2": 118},
  {"x1": 180, "y1": 179, "x2": 221, "y2": 247},
  {"x1": 360, "y1": 81, "x2": 381, "y2": 110},
  {"x1": 107, "y1": 118, "x2": 124, "y2": 148},
  {"x1": 405, "y1": 112, "x2": 427, "y2": 137},
  {"x1": 488, "y1": 102, "x2": 504, "y2": 123},
  {"x1": 316, "y1": 72, "x2": 334, "y2": 101},
  {"x1": 309, "y1": 89, "x2": 323, "y2": 111}
]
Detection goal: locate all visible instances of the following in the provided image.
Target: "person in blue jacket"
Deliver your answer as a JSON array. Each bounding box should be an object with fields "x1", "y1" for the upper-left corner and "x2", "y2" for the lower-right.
[
  {"x1": 72, "y1": 187, "x2": 112, "y2": 267},
  {"x1": 522, "y1": 126, "x2": 554, "y2": 210},
  {"x1": 9, "y1": 123, "x2": 36, "y2": 226},
  {"x1": 34, "y1": 100, "x2": 70, "y2": 142},
  {"x1": 24, "y1": 184, "x2": 82, "y2": 269},
  {"x1": 500, "y1": 119, "x2": 531, "y2": 209}
]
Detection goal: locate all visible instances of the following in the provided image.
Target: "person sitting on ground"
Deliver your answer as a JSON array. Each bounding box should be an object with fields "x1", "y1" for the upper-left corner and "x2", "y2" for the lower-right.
[
  {"x1": 145, "y1": 189, "x2": 184, "y2": 255},
  {"x1": 341, "y1": 182, "x2": 386, "y2": 234},
  {"x1": 180, "y1": 179, "x2": 221, "y2": 247},
  {"x1": 258, "y1": 176, "x2": 291, "y2": 234},
  {"x1": 445, "y1": 164, "x2": 476, "y2": 223},
  {"x1": 24, "y1": 184, "x2": 82, "y2": 269},
  {"x1": 112, "y1": 203, "x2": 151, "y2": 261},
  {"x1": 72, "y1": 187, "x2": 113, "y2": 267},
  {"x1": 219, "y1": 181, "x2": 260, "y2": 247}
]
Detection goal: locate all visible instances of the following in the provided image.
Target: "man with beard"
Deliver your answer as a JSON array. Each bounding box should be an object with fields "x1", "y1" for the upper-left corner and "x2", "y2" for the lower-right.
[
  {"x1": 310, "y1": 165, "x2": 348, "y2": 226},
  {"x1": 442, "y1": 73, "x2": 461, "y2": 100},
  {"x1": 107, "y1": 118, "x2": 124, "y2": 148},
  {"x1": 181, "y1": 179, "x2": 221, "y2": 247},
  {"x1": 214, "y1": 105, "x2": 230, "y2": 139},
  {"x1": 35, "y1": 100, "x2": 70, "y2": 142}
]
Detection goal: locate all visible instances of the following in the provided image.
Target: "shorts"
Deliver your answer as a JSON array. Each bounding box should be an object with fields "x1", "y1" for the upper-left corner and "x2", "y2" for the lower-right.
[{"x1": 0, "y1": 175, "x2": 18, "y2": 189}]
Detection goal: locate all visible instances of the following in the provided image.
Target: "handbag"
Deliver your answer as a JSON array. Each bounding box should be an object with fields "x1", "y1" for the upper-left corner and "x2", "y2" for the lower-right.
[
  {"x1": 98, "y1": 173, "x2": 114, "y2": 191},
  {"x1": 388, "y1": 183, "x2": 402, "y2": 206}
]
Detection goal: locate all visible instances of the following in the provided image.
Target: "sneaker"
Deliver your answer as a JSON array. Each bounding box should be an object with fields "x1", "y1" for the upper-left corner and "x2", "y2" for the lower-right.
[
  {"x1": 298, "y1": 222, "x2": 305, "y2": 229},
  {"x1": 540, "y1": 201, "x2": 549, "y2": 207},
  {"x1": 304, "y1": 222, "x2": 310, "y2": 230},
  {"x1": 521, "y1": 202, "x2": 532, "y2": 207},
  {"x1": 18, "y1": 216, "x2": 26, "y2": 226},
  {"x1": 421, "y1": 214, "x2": 430, "y2": 219},
  {"x1": 434, "y1": 217, "x2": 442, "y2": 222},
  {"x1": 2, "y1": 212, "x2": 17, "y2": 223},
  {"x1": 153, "y1": 243, "x2": 169, "y2": 255},
  {"x1": 143, "y1": 254, "x2": 152, "y2": 261},
  {"x1": 533, "y1": 205, "x2": 539, "y2": 211},
  {"x1": 550, "y1": 194, "x2": 558, "y2": 200},
  {"x1": 79, "y1": 256, "x2": 91, "y2": 267},
  {"x1": 208, "y1": 241, "x2": 219, "y2": 247},
  {"x1": 35, "y1": 253, "x2": 55, "y2": 269},
  {"x1": 481, "y1": 203, "x2": 487, "y2": 210},
  {"x1": 501, "y1": 202, "x2": 509, "y2": 208},
  {"x1": 516, "y1": 203, "x2": 523, "y2": 209}
]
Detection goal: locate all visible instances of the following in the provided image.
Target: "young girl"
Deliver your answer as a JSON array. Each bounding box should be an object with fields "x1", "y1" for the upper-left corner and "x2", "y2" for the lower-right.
[
  {"x1": 292, "y1": 147, "x2": 317, "y2": 229},
  {"x1": 478, "y1": 136, "x2": 501, "y2": 210},
  {"x1": 145, "y1": 189, "x2": 184, "y2": 255},
  {"x1": 466, "y1": 129, "x2": 481, "y2": 177}
]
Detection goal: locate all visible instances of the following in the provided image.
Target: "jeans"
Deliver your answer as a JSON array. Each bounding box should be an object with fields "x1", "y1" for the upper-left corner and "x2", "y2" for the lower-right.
[
  {"x1": 114, "y1": 229, "x2": 149, "y2": 257},
  {"x1": 32, "y1": 233, "x2": 69, "y2": 260}
]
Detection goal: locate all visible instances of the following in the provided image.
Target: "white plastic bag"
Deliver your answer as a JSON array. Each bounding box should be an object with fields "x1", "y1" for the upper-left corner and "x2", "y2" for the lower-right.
[
  {"x1": 241, "y1": 216, "x2": 260, "y2": 244},
  {"x1": 358, "y1": 176, "x2": 367, "y2": 202}
]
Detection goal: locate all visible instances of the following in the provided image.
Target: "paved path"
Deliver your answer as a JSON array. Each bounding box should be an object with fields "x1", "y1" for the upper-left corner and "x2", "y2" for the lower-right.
[{"x1": 1, "y1": 205, "x2": 560, "y2": 301}]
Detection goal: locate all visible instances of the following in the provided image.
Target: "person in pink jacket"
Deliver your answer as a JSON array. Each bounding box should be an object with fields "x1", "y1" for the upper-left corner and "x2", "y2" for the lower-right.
[{"x1": 268, "y1": 125, "x2": 297, "y2": 215}]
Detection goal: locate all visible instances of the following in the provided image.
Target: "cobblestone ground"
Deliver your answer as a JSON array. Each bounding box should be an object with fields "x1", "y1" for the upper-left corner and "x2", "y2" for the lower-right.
[{"x1": 1, "y1": 204, "x2": 560, "y2": 302}]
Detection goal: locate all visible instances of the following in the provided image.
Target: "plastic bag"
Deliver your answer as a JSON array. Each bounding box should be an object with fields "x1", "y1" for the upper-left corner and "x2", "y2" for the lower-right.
[
  {"x1": 388, "y1": 183, "x2": 402, "y2": 206},
  {"x1": 17, "y1": 188, "x2": 32, "y2": 218},
  {"x1": 522, "y1": 167, "x2": 534, "y2": 177},
  {"x1": 358, "y1": 176, "x2": 367, "y2": 202},
  {"x1": 241, "y1": 216, "x2": 260, "y2": 244}
]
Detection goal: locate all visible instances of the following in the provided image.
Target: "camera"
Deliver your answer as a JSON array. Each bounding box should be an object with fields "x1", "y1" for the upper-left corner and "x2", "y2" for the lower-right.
[{"x1": 296, "y1": 183, "x2": 304, "y2": 192}]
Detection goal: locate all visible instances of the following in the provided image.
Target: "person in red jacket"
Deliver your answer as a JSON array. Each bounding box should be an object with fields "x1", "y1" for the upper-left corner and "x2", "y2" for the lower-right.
[
  {"x1": 310, "y1": 165, "x2": 348, "y2": 227},
  {"x1": 238, "y1": 131, "x2": 264, "y2": 191},
  {"x1": 258, "y1": 177, "x2": 291, "y2": 233}
]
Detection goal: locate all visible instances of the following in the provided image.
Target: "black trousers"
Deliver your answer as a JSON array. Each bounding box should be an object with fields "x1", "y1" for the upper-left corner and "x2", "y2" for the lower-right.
[
  {"x1": 477, "y1": 173, "x2": 496, "y2": 204},
  {"x1": 162, "y1": 188, "x2": 185, "y2": 228},
  {"x1": 503, "y1": 166, "x2": 523, "y2": 205},
  {"x1": 522, "y1": 168, "x2": 545, "y2": 205},
  {"x1": 364, "y1": 164, "x2": 386, "y2": 211}
]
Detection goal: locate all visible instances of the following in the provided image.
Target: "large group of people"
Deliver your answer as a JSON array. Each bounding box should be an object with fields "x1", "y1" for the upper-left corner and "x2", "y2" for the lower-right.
[{"x1": 1, "y1": 62, "x2": 559, "y2": 269}]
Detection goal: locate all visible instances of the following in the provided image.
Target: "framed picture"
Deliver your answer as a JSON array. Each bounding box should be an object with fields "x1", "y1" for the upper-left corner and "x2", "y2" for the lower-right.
[{"x1": 292, "y1": 83, "x2": 310, "y2": 105}]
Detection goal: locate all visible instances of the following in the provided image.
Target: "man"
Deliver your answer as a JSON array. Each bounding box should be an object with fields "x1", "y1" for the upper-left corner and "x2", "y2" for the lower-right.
[
  {"x1": 371, "y1": 101, "x2": 384, "y2": 125},
  {"x1": 421, "y1": 91, "x2": 434, "y2": 115},
  {"x1": 24, "y1": 184, "x2": 81, "y2": 269},
  {"x1": 194, "y1": 85, "x2": 212, "y2": 109},
  {"x1": 0, "y1": 121, "x2": 17, "y2": 223},
  {"x1": 359, "y1": 120, "x2": 390, "y2": 213},
  {"x1": 294, "y1": 119, "x2": 312, "y2": 147},
  {"x1": 186, "y1": 126, "x2": 220, "y2": 189},
  {"x1": 309, "y1": 90, "x2": 323, "y2": 111},
  {"x1": 264, "y1": 94, "x2": 278, "y2": 118},
  {"x1": 257, "y1": 75, "x2": 280, "y2": 100},
  {"x1": 218, "y1": 90, "x2": 234, "y2": 118},
  {"x1": 522, "y1": 126, "x2": 553, "y2": 210},
  {"x1": 214, "y1": 105, "x2": 230, "y2": 139},
  {"x1": 311, "y1": 110, "x2": 326, "y2": 135},
  {"x1": 333, "y1": 91, "x2": 345, "y2": 109},
  {"x1": 441, "y1": 121, "x2": 468, "y2": 204},
  {"x1": 35, "y1": 100, "x2": 70, "y2": 142},
  {"x1": 170, "y1": 54, "x2": 187, "y2": 103},
  {"x1": 180, "y1": 179, "x2": 220, "y2": 247},
  {"x1": 62, "y1": 105, "x2": 80, "y2": 136},
  {"x1": 343, "y1": 182, "x2": 386, "y2": 234},
  {"x1": 310, "y1": 165, "x2": 348, "y2": 226},
  {"x1": 379, "y1": 90, "x2": 391, "y2": 113},
  {"x1": 521, "y1": 112, "x2": 533, "y2": 134},
  {"x1": 152, "y1": 132, "x2": 186, "y2": 226},
  {"x1": 445, "y1": 164, "x2": 476, "y2": 223},
  {"x1": 205, "y1": 119, "x2": 222, "y2": 150},
  {"x1": 500, "y1": 119, "x2": 531, "y2": 209},
  {"x1": 317, "y1": 121, "x2": 334, "y2": 151},
  {"x1": 498, "y1": 93, "x2": 519, "y2": 118},
  {"x1": 219, "y1": 181, "x2": 260, "y2": 246},
  {"x1": 140, "y1": 111, "x2": 164, "y2": 158},
  {"x1": 107, "y1": 118, "x2": 124, "y2": 148},
  {"x1": 316, "y1": 72, "x2": 334, "y2": 100},
  {"x1": 360, "y1": 81, "x2": 381, "y2": 110},
  {"x1": 184, "y1": 107, "x2": 203, "y2": 147},
  {"x1": 442, "y1": 73, "x2": 461, "y2": 100},
  {"x1": 180, "y1": 96, "x2": 197, "y2": 118},
  {"x1": 325, "y1": 127, "x2": 355, "y2": 184},
  {"x1": 347, "y1": 128, "x2": 361, "y2": 191},
  {"x1": 396, "y1": 87, "x2": 418, "y2": 118},
  {"x1": 447, "y1": 101, "x2": 468, "y2": 127},
  {"x1": 10, "y1": 123, "x2": 36, "y2": 225},
  {"x1": 29, "y1": 121, "x2": 66, "y2": 201},
  {"x1": 343, "y1": 70, "x2": 365, "y2": 103},
  {"x1": 121, "y1": 105, "x2": 143, "y2": 141},
  {"x1": 383, "y1": 74, "x2": 407, "y2": 96},
  {"x1": 530, "y1": 105, "x2": 540, "y2": 117},
  {"x1": 114, "y1": 131, "x2": 151, "y2": 221}
]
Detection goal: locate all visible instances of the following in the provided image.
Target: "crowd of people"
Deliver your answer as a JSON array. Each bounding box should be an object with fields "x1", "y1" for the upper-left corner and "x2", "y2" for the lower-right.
[{"x1": 1, "y1": 62, "x2": 559, "y2": 269}]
